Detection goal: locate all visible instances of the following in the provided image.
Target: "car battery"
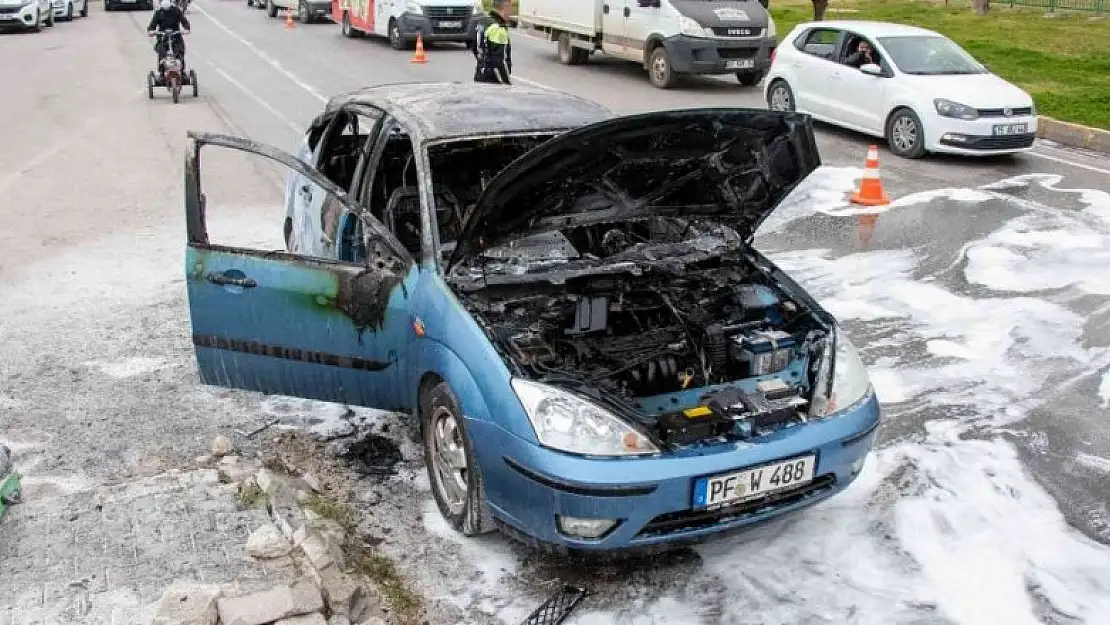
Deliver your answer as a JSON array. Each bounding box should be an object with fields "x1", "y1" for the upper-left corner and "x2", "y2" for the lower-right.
[
  {"x1": 730, "y1": 329, "x2": 796, "y2": 376},
  {"x1": 656, "y1": 404, "x2": 731, "y2": 446}
]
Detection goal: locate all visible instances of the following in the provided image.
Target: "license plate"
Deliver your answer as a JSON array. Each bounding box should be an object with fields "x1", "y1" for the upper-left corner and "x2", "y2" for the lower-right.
[
  {"x1": 725, "y1": 59, "x2": 754, "y2": 70},
  {"x1": 437, "y1": 20, "x2": 462, "y2": 28},
  {"x1": 693, "y1": 455, "x2": 816, "y2": 509},
  {"x1": 992, "y1": 123, "x2": 1028, "y2": 136}
]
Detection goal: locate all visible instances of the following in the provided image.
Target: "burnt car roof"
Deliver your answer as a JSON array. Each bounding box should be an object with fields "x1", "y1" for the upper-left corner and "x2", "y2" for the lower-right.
[{"x1": 325, "y1": 82, "x2": 614, "y2": 142}]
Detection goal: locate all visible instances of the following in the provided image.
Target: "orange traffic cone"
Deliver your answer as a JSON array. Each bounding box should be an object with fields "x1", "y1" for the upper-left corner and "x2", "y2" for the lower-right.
[
  {"x1": 850, "y1": 145, "x2": 891, "y2": 206},
  {"x1": 284, "y1": 9, "x2": 294, "y2": 28},
  {"x1": 411, "y1": 34, "x2": 428, "y2": 64},
  {"x1": 857, "y1": 213, "x2": 879, "y2": 248}
]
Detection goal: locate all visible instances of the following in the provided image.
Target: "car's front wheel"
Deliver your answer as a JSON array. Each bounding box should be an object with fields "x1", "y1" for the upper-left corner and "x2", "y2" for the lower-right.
[
  {"x1": 647, "y1": 45, "x2": 676, "y2": 89},
  {"x1": 78, "y1": 0, "x2": 87, "y2": 16},
  {"x1": 886, "y1": 107, "x2": 927, "y2": 159},
  {"x1": 766, "y1": 79, "x2": 795, "y2": 112},
  {"x1": 421, "y1": 380, "x2": 494, "y2": 536},
  {"x1": 388, "y1": 19, "x2": 407, "y2": 50}
]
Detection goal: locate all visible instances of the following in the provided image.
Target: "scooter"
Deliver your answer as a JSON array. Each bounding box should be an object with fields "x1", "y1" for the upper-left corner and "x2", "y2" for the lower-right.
[{"x1": 147, "y1": 29, "x2": 198, "y2": 104}]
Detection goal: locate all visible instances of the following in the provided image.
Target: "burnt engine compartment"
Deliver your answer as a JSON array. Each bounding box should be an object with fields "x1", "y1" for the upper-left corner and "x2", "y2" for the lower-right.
[{"x1": 460, "y1": 256, "x2": 829, "y2": 445}]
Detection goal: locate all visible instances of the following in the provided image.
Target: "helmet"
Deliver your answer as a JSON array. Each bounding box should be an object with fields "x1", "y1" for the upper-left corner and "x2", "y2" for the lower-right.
[{"x1": 160, "y1": 0, "x2": 172, "y2": 9}]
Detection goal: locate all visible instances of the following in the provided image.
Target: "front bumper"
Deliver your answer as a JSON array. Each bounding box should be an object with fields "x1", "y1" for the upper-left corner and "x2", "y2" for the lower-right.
[
  {"x1": 51, "y1": 0, "x2": 66, "y2": 16},
  {"x1": 472, "y1": 390, "x2": 882, "y2": 554},
  {"x1": 398, "y1": 10, "x2": 481, "y2": 42},
  {"x1": 927, "y1": 112, "x2": 1038, "y2": 155},
  {"x1": 0, "y1": 4, "x2": 40, "y2": 27},
  {"x1": 303, "y1": 0, "x2": 329, "y2": 17},
  {"x1": 664, "y1": 34, "x2": 776, "y2": 76}
]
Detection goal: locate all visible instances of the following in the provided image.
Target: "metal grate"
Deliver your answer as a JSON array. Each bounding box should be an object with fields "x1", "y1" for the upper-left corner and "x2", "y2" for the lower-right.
[{"x1": 520, "y1": 585, "x2": 589, "y2": 625}]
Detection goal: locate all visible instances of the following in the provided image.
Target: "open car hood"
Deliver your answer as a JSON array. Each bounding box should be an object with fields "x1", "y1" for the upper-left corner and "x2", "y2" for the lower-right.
[{"x1": 447, "y1": 108, "x2": 821, "y2": 269}]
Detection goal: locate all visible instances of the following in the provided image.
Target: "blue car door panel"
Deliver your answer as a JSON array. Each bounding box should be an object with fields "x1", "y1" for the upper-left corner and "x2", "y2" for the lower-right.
[{"x1": 184, "y1": 132, "x2": 416, "y2": 411}]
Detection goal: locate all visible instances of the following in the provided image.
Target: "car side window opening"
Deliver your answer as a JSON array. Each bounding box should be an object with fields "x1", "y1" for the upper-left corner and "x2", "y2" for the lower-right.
[
  {"x1": 316, "y1": 111, "x2": 380, "y2": 192},
  {"x1": 841, "y1": 34, "x2": 883, "y2": 69},
  {"x1": 795, "y1": 28, "x2": 841, "y2": 60}
]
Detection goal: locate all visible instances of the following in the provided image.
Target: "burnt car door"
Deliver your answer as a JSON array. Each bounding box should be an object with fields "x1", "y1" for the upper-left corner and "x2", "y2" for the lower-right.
[{"x1": 184, "y1": 132, "x2": 416, "y2": 410}]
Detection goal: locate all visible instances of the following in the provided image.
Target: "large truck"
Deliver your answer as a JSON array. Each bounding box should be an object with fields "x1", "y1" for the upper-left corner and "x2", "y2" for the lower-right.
[
  {"x1": 332, "y1": 0, "x2": 487, "y2": 49},
  {"x1": 518, "y1": 0, "x2": 777, "y2": 89}
]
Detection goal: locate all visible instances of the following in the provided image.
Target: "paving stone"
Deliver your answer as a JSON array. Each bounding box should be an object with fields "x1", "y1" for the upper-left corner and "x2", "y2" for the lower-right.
[
  {"x1": 150, "y1": 582, "x2": 222, "y2": 625},
  {"x1": 216, "y1": 579, "x2": 324, "y2": 625},
  {"x1": 275, "y1": 612, "x2": 328, "y2": 625},
  {"x1": 0, "y1": 470, "x2": 299, "y2": 624},
  {"x1": 211, "y1": 435, "x2": 236, "y2": 457},
  {"x1": 246, "y1": 522, "x2": 293, "y2": 560},
  {"x1": 310, "y1": 567, "x2": 371, "y2": 621}
]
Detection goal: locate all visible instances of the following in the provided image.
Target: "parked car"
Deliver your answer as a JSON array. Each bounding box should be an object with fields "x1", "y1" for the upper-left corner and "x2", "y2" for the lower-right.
[
  {"x1": 0, "y1": 0, "x2": 54, "y2": 31},
  {"x1": 264, "y1": 0, "x2": 329, "y2": 23},
  {"x1": 105, "y1": 0, "x2": 153, "y2": 10},
  {"x1": 52, "y1": 0, "x2": 87, "y2": 20},
  {"x1": 184, "y1": 82, "x2": 881, "y2": 555},
  {"x1": 764, "y1": 20, "x2": 1037, "y2": 158}
]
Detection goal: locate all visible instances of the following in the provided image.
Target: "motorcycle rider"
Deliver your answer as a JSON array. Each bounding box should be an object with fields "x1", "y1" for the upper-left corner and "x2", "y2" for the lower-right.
[
  {"x1": 147, "y1": 0, "x2": 191, "y2": 76},
  {"x1": 472, "y1": 0, "x2": 512, "y2": 84}
]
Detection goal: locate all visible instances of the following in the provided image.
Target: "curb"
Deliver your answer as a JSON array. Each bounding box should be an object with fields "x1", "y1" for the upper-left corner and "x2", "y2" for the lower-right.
[{"x1": 1037, "y1": 116, "x2": 1110, "y2": 154}]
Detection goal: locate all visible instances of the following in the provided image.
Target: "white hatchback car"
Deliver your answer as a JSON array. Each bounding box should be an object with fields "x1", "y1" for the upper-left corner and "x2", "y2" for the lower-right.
[
  {"x1": 764, "y1": 20, "x2": 1038, "y2": 159},
  {"x1": 52, "y1": 0, "x2": 88, "y2": 20},
  {"x1": 0, "y1": 0, "x2": 54, "y2": 31}
]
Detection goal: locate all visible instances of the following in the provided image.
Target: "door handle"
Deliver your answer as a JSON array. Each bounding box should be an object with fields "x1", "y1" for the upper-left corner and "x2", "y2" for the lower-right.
[
  {"x1": 602, "y1": 3, "x2": 609, "y2": 13},
  {"x1": 623, "y1": 6, "x2": 630, "y2": 16},
  {"x1": 206, "y1": 272, "x2": 257, "y2": 288}
]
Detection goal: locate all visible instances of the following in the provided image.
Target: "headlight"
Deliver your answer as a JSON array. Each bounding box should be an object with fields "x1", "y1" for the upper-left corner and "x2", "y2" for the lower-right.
[
  {"x1": 511, "y1": 379, "x2": 660, "y2": 457},
  {"x1": 934, "y1": 98, "x2": 979, "y2": 120},
  {"x1": 810, "y1": 329, "x2": 872, "y2": 417},
  {"x1": 405, "y1": 1, "x2": 423, "y2": 14},
  {"x1": 678, "y1": 15, "x2": 707, "y2": 37},
  {"x1": 766, "y1": 18, "x2": 776, "y2": 38}
]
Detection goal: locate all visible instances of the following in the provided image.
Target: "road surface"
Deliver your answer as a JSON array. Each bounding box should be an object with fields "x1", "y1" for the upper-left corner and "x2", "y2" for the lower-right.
[{"x1": 2, "y1": 3, "x2": 1109, "y2": 624}]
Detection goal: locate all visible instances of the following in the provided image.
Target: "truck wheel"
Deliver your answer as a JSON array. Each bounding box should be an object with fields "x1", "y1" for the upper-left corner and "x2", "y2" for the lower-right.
[
  {"x1": 297, "y1": 0, "x2": 310, "y2": 23},
  {"x1": 341, "y1": 11, "x2": 360, "y2": 36},
  {"x1": 648, "y1": 46, "x2": 676, "y2": 89},
  {"x1": 557, "y1": 33, "x2": 588, "y2": 65},
  {"x1": 388, "y1": 19, "x2": 407, "y2": 50},
  {"x1": 736, "y1": 70, "x2": 765, "y2": 87},
  {"x1": 266, "y1": 0, "x2": 277, "y2": 17}
]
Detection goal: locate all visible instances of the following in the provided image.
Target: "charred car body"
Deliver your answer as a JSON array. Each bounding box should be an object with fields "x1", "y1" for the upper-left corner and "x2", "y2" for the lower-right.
[{"x1": 184, "y1": 82, "x2": 881, "y2": 555}]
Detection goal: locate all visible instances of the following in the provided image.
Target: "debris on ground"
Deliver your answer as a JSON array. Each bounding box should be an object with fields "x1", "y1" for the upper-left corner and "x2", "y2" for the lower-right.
[
  {"x1": 520, "y1": 585, "x2": 589, "y2": 625},
  {"x1": 211, "y1": 434, "x2": 237, "y2": 457},
  {"x1": 150, "y1": 582, "x2": 222, "y2": 625},
  {"x1": 246, "y1": 522, "x2": 294, "y2": 560},
  {"x1": 331, "y1": 431, "x2": 403, "y2": 476},
  {"x1": 0, "y1": 444, "x2": 21, "y2": 520}
]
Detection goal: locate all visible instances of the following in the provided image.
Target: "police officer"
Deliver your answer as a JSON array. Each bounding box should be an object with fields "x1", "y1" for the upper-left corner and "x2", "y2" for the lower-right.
[{"x1": 472, "y1": 0, "x2": 512, "y2": 85}]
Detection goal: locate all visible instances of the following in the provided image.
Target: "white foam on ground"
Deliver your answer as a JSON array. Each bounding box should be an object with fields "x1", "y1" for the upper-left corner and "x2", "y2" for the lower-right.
[
  {"x1": 758, "y1": 166, "x2": 863, "y2": 234},
  {"x1": 1075, "y1": 453, "x2": 1110, "y2": 474},
  {"x1": 85, "y1": 356, "x2": 172, "y2": 379},
  {"x1": 259, "y1": 395, "x2": 401, "y2": 440}
]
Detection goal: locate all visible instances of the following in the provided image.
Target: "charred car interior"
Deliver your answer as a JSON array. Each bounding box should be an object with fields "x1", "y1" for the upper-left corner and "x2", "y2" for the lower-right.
[{"x1": 443, "y1": 110, "x2": 831, "y2": 449}]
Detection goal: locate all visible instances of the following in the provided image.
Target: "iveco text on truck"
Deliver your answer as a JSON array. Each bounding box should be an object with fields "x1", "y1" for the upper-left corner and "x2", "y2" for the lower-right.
[{"x1": 518, "y1": 0, "x2": 778, "y2": 89}]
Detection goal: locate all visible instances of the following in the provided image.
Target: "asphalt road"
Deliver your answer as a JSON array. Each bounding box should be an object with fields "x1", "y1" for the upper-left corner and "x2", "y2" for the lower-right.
[{"x1": 3, "y1": 3, "x2": 1110, "y2": 624}]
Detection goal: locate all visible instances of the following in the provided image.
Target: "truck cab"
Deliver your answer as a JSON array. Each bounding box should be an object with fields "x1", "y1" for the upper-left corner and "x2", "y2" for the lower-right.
[
  {"x1": 519, "y1": 0, "x2": 778, "y2": 89},
  {"x1": 333, "y1": 0, "x2": 487, "y2": 50}
]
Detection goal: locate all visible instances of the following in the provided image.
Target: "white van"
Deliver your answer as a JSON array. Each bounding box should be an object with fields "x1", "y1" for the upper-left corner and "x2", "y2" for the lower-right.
[
  {"x1": 333, "y1": 0, "x2": 486, "y2": 49},
  {"x1": 519, "y1": 0, "x2": 777, "y2": 88}
]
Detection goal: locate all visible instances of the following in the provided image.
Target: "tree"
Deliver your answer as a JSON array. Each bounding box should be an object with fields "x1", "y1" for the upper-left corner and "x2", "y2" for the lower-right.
[
  {"x1": 812, "y1": 0, "x2": 829, "y2": 19},
  {"x1": 972, "y1": 0, "x2": 990, "y2": 14}
]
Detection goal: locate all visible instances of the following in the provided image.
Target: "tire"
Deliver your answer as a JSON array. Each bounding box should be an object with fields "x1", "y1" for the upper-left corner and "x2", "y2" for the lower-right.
[
  {"x1": 171, "y1": 75, "x2": 180, "y2": 103},
  {"x1": 247, "y1": 0, "x2": 253, "y2": 6},
  {"x1": 388, "y1": 19, "x2": 406, "y2": 50},
  {"x1": 647, "y1": 45, "x2": 676, "y2": 89},
  {"x1": 557, "y1": 32, "x2": 588, "y2": 65},
  {"x1": 105, "y1": 0, "x2": 113, "y2": 10},
  {"x1": 736, "y1": 70, "x2": 765, "y2": 86},
  {"x1": 30, "y1": 10, "x2": 42, "y2": 31},
  {"x1": 79, "y1": 0, "x2": 87, "y2": 16},
  {"x1": 190, "y1": 69, "x2": 198, "y2": 96},
  {"x1": 297, "y1": 0, "x2": 310, "y2": 22},
  {"x1": 266, "y1": 0, "x2": 277, "y2": 17},
  {"x1": 421, "y1": 381, "x2": 495, "y2": 537},
  {"x1": 766, "y1": 79, "x2": 795, "y2": 112},
  {"x1": 886, "y1": 107, "x2": 927, "y2": 159},
  {"x1": 147, "y1": 72, "x2": 155, "y2": 99},
  {"x1": 341, "y1": 11, "x2": 359, "y2": 36},
  {"x1": 45, "y1": 9, "x2": 54, "y2": 26}
]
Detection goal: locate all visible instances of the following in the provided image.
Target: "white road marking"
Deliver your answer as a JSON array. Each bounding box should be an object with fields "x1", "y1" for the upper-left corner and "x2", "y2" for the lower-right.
[
  {"x1": 204, "y1": 59, "x2": 303, "y2": 133},
  {"x1": 193, "y1": 4, "x2": 1109, "y2": 177},
  {"x1": 192, "y1": 3, "x2": 327, "y2": 103},
  {"x1": 1025, "y1": 148, "x2": 1110, "y2": 176}
]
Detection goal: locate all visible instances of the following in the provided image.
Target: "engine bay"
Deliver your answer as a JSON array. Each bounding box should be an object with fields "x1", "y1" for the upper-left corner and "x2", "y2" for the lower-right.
[{"x1": 456, "y1": 237, "x2": 832, "y2": 447}]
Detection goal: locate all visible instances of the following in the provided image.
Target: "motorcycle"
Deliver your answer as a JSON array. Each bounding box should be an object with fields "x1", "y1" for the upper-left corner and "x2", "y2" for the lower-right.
[{"x1": 147, "y1": 29, "x2": 198, "y2": 104}]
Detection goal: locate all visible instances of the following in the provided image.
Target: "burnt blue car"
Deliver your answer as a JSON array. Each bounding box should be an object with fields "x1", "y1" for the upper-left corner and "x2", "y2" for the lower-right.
[{"x1": 183, "y1": 82, "x2": 881, "y2": 555}]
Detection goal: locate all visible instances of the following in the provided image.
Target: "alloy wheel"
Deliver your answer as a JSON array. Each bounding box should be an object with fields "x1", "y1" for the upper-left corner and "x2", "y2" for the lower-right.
[
  {"x1": 891, "y1": 115, "x2": 919, "y2": 153},
  {"x1": 770, "y1": 84, "x2": 792, "y2": 111},
  {"x1": 429, "y1": 405, "x2": 468, "y2": 516}
]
